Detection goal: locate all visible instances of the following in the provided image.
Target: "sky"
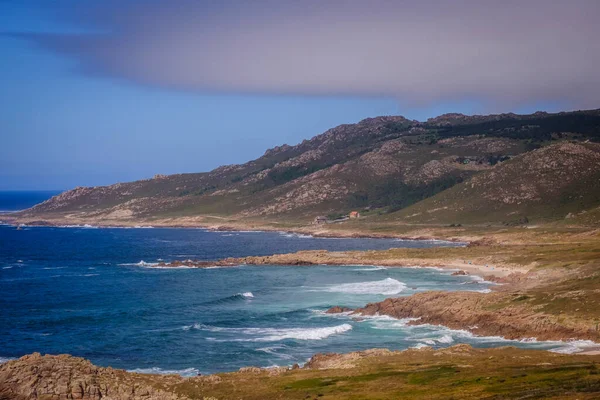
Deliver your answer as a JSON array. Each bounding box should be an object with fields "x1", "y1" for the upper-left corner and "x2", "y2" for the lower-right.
[{"x1": 1, "y1": 0, "x2": 599, "y2": 190}]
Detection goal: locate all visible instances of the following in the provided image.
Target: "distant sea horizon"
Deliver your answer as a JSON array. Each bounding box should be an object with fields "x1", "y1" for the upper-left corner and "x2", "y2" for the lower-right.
[{"x1": 0, "y1": 190, "x2": 62, "y2": 213}]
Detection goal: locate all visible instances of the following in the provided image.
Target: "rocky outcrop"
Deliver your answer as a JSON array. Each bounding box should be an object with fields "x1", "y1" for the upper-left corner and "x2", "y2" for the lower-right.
[
  {"x1": 328, "y1": 291, "x2": 600, "y2": 342},
  {"x1": 0, "y1": 353, "x2": 187, "y2": 400}
]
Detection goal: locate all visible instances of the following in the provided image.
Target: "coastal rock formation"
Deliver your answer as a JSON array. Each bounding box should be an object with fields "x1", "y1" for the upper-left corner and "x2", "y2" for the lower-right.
[
  {"x1": 0, "y1": 353, "x2": 187, "y2": 400},
  {"x1": 328, "y1": 291, "x2": 600, "y2": 342}
]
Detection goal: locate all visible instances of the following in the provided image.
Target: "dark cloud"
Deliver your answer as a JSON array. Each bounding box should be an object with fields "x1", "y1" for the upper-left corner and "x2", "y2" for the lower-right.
[{"x1": 11, "y1": 0, "x2": 600, "y2": 108}]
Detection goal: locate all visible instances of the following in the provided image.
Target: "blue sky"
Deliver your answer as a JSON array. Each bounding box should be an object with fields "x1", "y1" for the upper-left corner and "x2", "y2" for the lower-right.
[{"x1": 1, "y1": 1, "x2": 597, "y2": 190}]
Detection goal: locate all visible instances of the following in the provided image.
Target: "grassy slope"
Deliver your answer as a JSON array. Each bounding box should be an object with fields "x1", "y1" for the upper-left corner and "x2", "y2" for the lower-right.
[
  {"x1": 171, "y1": 347, "x2": 600, "y2": 400},
  {"x1": 382, "y1": 141, "x2": 600, "y2": 225}
]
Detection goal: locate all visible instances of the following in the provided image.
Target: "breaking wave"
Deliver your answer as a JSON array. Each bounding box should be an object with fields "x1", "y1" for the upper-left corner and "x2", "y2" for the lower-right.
[
  {"x1": 0, "y1": 356, "x2": 16, "y2": 364},
  {"x1": 128, "y1": 367, "x2": 199, "y2": 377},
  {"x1": 353, "y1": 266, "x2": 388, "y2": 271},
  {"x1": 58, "y1": 224, "x2": 98, "y2": 229},
  {"x1": 278, "y1": 232, "x2": 313, "y2": 239},
  {"x1": 324, "y1": 278, "x2": 406, "y2": 295},
  {"x1": 118, "y1": 260, "x2": 159, "y2": 267},
  {"x1": 194, "y1": 323, "x2": 352, "y2": 342},
  {"x1": 197, "y1": 292, "x2": 255, "y2": 307}
]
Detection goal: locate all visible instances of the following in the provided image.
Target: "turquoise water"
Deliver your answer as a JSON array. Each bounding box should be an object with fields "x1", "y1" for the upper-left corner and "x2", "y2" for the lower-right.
[{"x1": 0, "y1": 193, "x2": 593, "y2": 375}]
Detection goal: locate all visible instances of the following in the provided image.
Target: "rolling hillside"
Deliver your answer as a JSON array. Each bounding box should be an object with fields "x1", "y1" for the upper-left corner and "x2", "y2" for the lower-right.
[{"x1": 14, "y1": 109, "x2": 600, "y2": 226}]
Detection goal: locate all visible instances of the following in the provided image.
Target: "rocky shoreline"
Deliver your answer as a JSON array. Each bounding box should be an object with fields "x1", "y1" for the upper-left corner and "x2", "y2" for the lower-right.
[
  {"x1": 2, "y1": 345, "x2": 600, "y2": 400},
  {"x1": 326, "y1": 291, "x2": 600, "y2": 342}
]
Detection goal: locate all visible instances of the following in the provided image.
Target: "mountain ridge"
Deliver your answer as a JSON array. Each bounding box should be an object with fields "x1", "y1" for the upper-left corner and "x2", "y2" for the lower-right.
[{"x1": 11, "y1": 108, "x2": 600, "y2": 227}]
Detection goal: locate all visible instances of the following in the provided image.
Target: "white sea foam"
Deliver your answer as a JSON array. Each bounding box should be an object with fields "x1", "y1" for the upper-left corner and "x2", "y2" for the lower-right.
[
  {"x1": 546, "y1": 340, "x2": 599, "y2": 354},
  {"x1": 469, "y1": 275, "x2": 500, "y2": 285},
  {"x1": 353, "y1": 266, "x2": 388, "y2": 271},
  {"x1": 279, "y1": 232, "x2": 313, "y2": 239},
  {"x1": 256, "y1": 345, "x2": 294, "y2": 359},
  {"x1": 58, "y1": 224, "x2": 98, "y2": 229},
  {"x1": 128, "y1": 367, "x2": 199, "y2": 377},
  {"x1": 323, "y1": 278, "x2": 406, "y2": 295},
  {"x1": 118, "y1": 260, "x2": 159, "y2": 267},
  {"x1": 240, "y1": 292, "x2": 254, "y2": 298},
  {"x1": 0, "y1": 356, "x2": 16, "y2": 364},
  {"x1": 196, "y1": 323, "x2": 352, "y2": 342}
]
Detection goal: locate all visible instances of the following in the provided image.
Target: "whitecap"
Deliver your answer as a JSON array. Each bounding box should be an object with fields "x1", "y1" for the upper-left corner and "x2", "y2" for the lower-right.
[
  {"x1": 353, "y1": 266, "x2": 388, "y2": 271},
  {"x1": 197, "y1": 323, "x2": 352, "y2": 342},
  {"x1": 58, "y1": 224, "x2": 98, "y2": 229},
  {"x1": 547, "y1": 340, "x2": 599, "y2": 354},
  {"x1": 322, "y1": 278, "x2": 406, "y2": 295},
  {"x1": 278, "y1": 232, "x2": 313, "y2": 239},
  {"x1": 2, "y1": 266, "x2": 13, "y2": 269},
  {"x1": 240, "y1": 292, "x2": 254, "y2": 298},
  {"x1": 118, "y1": 260, "x2": 159, "y2": 267},
  {"x1": 256, "y1": 345, "x2": 294, "y2": 360},
  {"x1": 128, "y1": 367, "x2": 199, "y2": 377}
]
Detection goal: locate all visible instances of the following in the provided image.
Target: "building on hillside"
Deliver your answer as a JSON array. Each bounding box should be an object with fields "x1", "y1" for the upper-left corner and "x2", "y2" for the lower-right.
[
  {"x1": 349, "y1": 211, "x2": 360, "y2": 219},
  {"x1": 314, "y1": 216, "x2": 328, "y2": 225}
]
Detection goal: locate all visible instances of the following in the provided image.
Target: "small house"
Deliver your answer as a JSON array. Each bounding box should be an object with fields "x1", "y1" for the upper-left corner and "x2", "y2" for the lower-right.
[
  {"x1": 314, "y1": 216, "x2": 328, "y2": 225},
  {"x1": 349, "y1": 211, "x2": 360, "y2": 219}
]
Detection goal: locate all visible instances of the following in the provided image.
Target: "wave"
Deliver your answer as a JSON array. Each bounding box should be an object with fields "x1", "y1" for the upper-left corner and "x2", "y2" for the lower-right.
[
  {"x1": 323, "y1": 278, "x2": 406, "y2": 295},
  {"x1": 118, "y1": 260, "x2": 159, "y2": 267},
  {"x1": 58, "y1": 224, "x2": 98, "y2": 229},
  {"x1": 256, "y1": 345, "x2": 294, "y2": 360},
  {"x1": 194, "y1": 323, "x2": 352, "y2": 342},
  {"x1": 128, "y1": 366, "x2": 199, "y2": 377},
  {"x1": 43, "y1": 267, "x2": 66, "y2": 270},
  {"x1": 197, "y1": 292, "x2": 255, "y2": 307},
  {"x1": 278, "y1": 232, "x2": 313, "y2": 239},
  {"x1": 2, "y1": 266, "x2": 13, "y2": 269},
  {"x1": 353, "y1": 266, "x2": 388, "y2": 272},
  {"x1": 0, "y1": 356, "x2": 16, "y2": 364},
  {"x1": 469, "y1": 275, "x2": 500, "y2": 285}
]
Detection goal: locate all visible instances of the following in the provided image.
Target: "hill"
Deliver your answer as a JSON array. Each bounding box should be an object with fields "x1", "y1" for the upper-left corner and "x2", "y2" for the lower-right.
[{"x1": 11, "y1": 108, "x2": 600, "y2": 227}]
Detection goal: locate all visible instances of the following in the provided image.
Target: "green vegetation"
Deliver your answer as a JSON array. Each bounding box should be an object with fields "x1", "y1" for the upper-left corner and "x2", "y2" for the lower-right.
[{"x1": 169, "y1": 347, "x2": 600, "y2": 399}]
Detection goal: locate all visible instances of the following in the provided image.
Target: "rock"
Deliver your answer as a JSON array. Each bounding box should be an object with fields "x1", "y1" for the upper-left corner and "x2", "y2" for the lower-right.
[
  {"x1": 0, "y1": 354, "x2": 187, "y2": 400},
  {"x1": 451, "y1": 270, "x2": 469, "y2": 276},
  {"x1": 325, "y1": 306, "x2": 353, "y2": 314}
]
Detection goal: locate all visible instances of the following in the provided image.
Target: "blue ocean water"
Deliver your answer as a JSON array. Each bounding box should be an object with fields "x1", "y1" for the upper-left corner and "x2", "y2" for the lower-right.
[
  {"x1": 0, "y1": 190, "x2": 61, "y2": 213},
  {"x1": 0, "y1": 192, "x2": 590, "y2": 374}
]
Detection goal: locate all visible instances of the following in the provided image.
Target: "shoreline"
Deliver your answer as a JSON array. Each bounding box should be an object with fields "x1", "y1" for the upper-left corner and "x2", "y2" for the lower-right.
[
  {"x1": 2, "y1": 346, "x2": 600, "y2": 399},
  {"x1": 0, "y1": 213, "x2": 475, "y2": 243}
]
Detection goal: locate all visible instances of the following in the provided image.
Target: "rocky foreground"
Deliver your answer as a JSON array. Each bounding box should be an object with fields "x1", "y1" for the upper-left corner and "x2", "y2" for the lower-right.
[{"x1": 2, "y1": 345, "x2": 600, "y2": 400}]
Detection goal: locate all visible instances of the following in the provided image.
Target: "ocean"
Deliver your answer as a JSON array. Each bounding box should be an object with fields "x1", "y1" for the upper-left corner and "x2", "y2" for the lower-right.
[{"x1": 0, "y1": 191, "x2": 592, "y2": 375}]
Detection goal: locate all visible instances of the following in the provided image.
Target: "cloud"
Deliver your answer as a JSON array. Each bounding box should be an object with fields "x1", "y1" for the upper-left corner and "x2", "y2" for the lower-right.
[{"x1": 11, "y1": 0, "x2": 600, "y2": 108}]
